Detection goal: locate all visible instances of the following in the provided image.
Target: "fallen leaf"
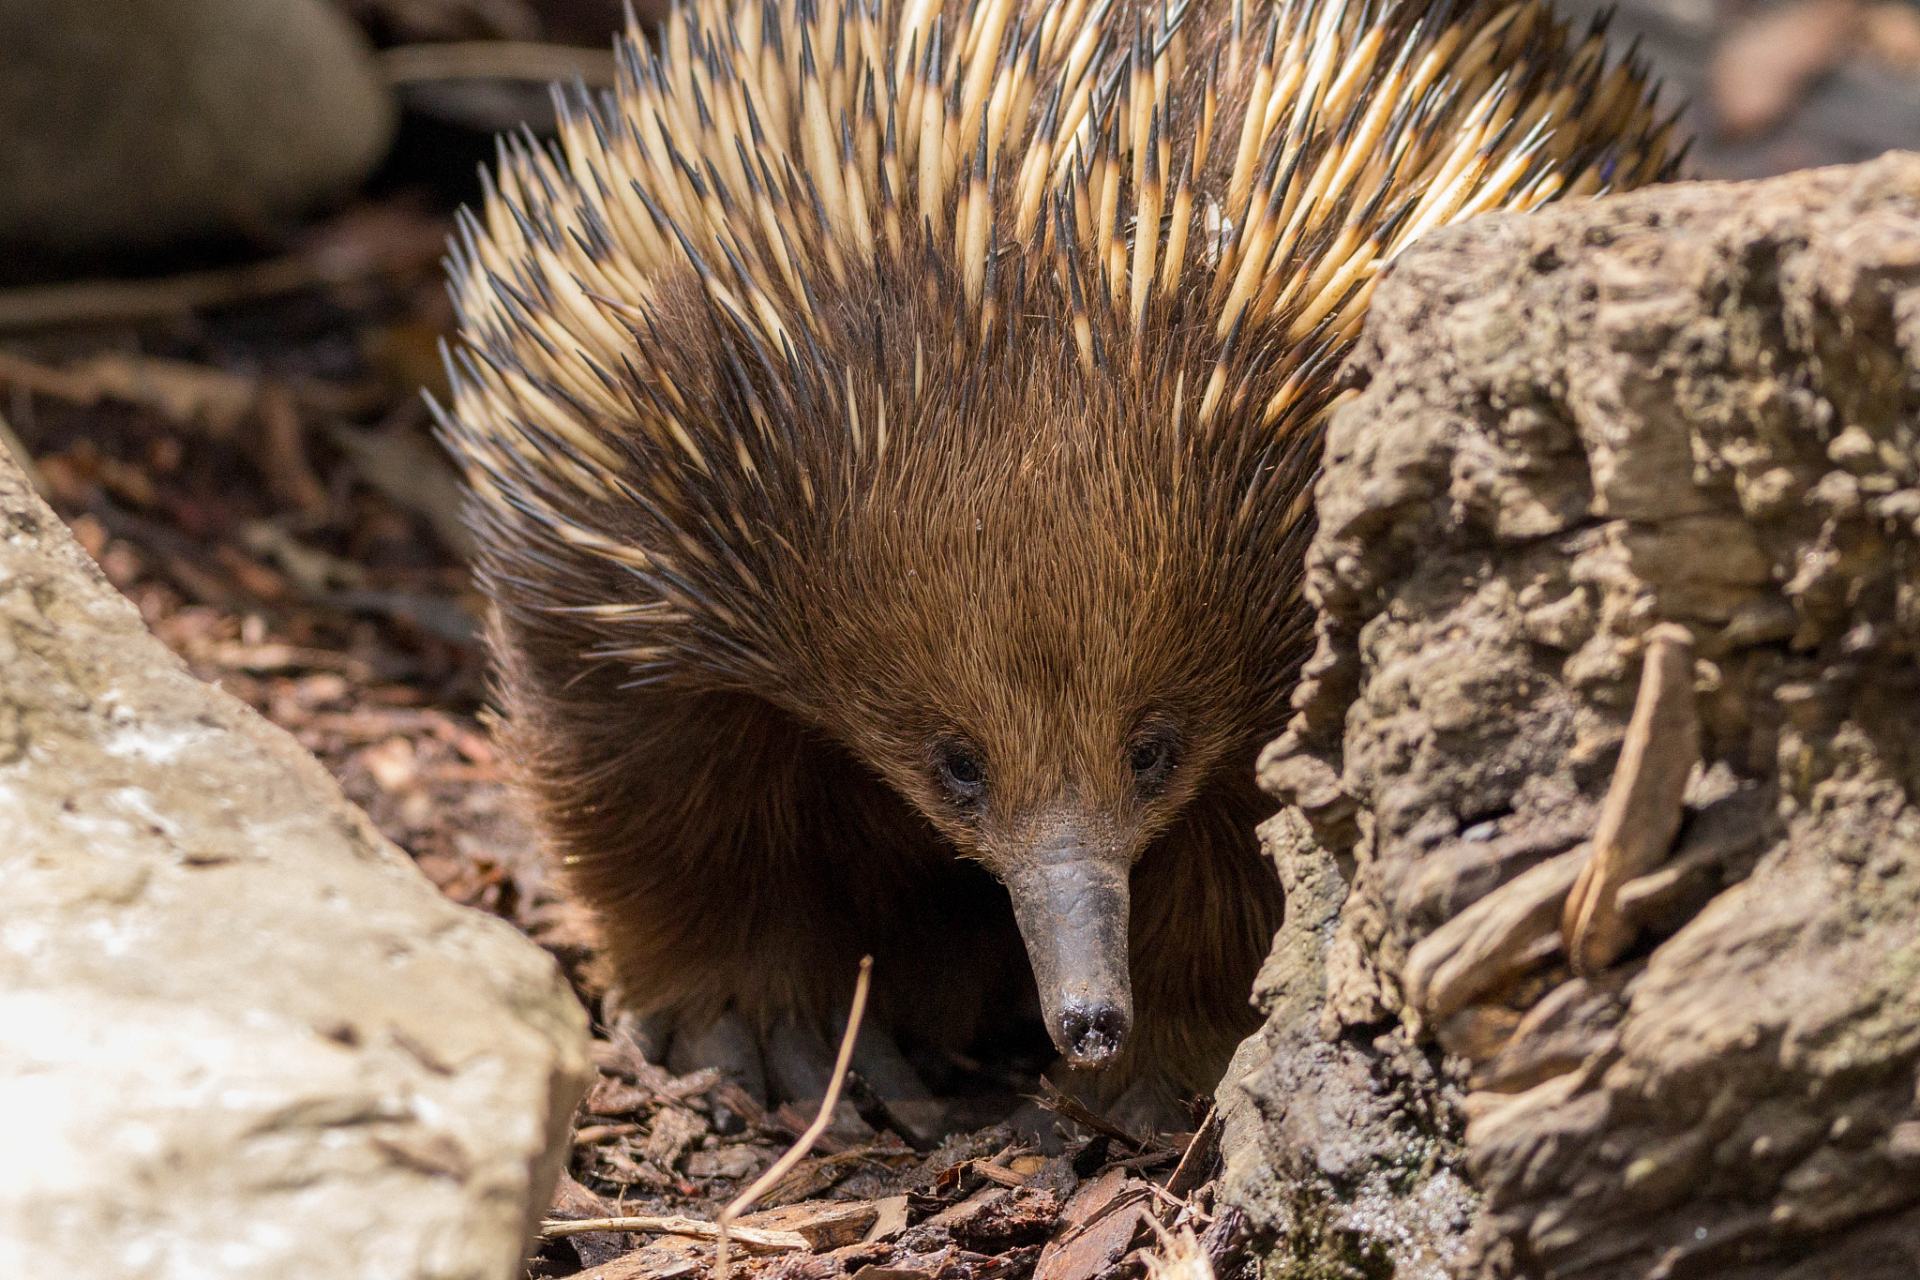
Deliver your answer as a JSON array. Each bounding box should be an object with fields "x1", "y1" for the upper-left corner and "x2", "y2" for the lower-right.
[{"x1": 1711, "y1": 0, "x2": 1861, "y2": 138}]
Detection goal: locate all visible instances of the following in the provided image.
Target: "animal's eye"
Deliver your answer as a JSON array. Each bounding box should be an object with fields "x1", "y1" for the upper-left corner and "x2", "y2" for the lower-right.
[
  {"x1": 932, "y1": 741, "x2": 986, "y2": 803},
  {"x1": 1128, "y1": 727, "x2": 1179, "y2": 795}
]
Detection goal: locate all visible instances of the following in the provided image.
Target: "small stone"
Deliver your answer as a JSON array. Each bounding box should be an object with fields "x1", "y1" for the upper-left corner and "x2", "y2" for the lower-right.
[{"x1": 0, "y1": 0, "x2": 395, "y2": 261}]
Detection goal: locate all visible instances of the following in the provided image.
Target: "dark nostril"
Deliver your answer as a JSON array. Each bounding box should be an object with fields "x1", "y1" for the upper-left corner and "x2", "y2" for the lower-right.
[{"x1": 1058, "y1": 999, "x2": 1129, "y2": 1067}]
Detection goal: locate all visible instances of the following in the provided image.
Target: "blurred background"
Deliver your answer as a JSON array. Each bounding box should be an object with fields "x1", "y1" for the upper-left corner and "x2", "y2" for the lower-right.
[{"x1": 0, "y1": 0, "x2": 1913, "y2": 1009}]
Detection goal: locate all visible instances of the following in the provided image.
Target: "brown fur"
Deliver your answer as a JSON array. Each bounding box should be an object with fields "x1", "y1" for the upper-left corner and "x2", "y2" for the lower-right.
[
  {"x1": 441, "y1": 0, "x2": 1675, "y2": 1101},
  {"x1": 484, "y1": 268, "x2": 1309, "y2": 1093}
]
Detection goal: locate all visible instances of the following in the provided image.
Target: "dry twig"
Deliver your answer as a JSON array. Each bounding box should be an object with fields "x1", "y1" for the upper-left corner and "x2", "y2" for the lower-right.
[
  {"x1": 1164, "y1": 1106, "x2": 1221, "y2": 1199},
  {"x1": 716, "y1": 956, "x2": 874, "y2": 1280},
  {"x1": 1141, "y1": 1179, "x2": 1214, "y2": 1226},
  {"x1": 380, "y1": 40, "x2": 617, "y2": 86},
  {"x1": 0, "y1": 256, "x2": 327, "y2": 331},
  {"x1": 538, "y1": 1215, "x2": 805, "y2": 1252},
  {"x1": 1032, "y1": 1079, "x2": 1148, "y2": 1151}
]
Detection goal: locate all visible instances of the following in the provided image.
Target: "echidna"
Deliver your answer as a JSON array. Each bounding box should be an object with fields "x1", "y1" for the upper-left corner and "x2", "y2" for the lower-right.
[{"x1": 440, "y1": 0, "x2": 1679, "y2": 1122}]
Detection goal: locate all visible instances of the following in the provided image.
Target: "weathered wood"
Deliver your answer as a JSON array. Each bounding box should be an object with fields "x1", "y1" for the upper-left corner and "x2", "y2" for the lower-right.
[{"x1": 1236, "y1": 154, "x2": 1920, "y2": 1278}]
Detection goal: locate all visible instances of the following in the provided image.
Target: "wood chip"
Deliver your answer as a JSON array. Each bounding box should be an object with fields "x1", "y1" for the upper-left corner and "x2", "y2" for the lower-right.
[
  {"x1": 590, "y1": 1036, "x2": 675, "y2": 1085},
  {"x1": 1563, "y1": 624, "x2": 1700, "y2": 974},
  {"x1": 641, "y1": 1105, "x2": 709, "y2": 1170},
  {"x1": 924, "y1": 1186, "x2": 1009, "y2": 1233},
  {"x1": 1035, "y1": 1200, "x2": 1147, "y2": 1280},
  {"x1": 1035, "y1": 1170, "x2": 1149, "y2": 1280},
  {"x1": 1055, "y1": 1169, "x2": 1129, "y2": 1228},
  {"x1": 863, "y1": 1195, "x2": 912, "y2": 1243},
  {"x1": 758, "y1": 1147, "x2": 881, "y2": 1205},
  {"x1": 551, "y1": 1169, "x2": 618, "y2": 1219},
  {"x1": 686, "y1": 1145, "x2": 766, "y2": 1179},
  {"x1": 926, "y1": 1185, "x2": 1062, "y2": 1253},
  {"x1": 588, "y1": 1076, "x2": 664, "y2": 1117},
  {"x1": 576, "y1": 1244, "x2": 703, "y2": 1280},
  {"x1": 737, "y1": 1200, "x2": 882, "y2": 1250}
]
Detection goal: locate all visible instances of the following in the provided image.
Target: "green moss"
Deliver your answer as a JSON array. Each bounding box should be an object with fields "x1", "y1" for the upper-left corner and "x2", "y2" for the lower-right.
[{"x1": 1262, "y1": 1183, "x2": 1398, "y2": 1280}]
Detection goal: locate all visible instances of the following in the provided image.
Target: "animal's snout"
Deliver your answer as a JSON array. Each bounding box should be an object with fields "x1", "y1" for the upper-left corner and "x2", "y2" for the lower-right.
[
  {"x1": 1058, "y1": 997, "x2": 1129, "y2": 1069},
  {"x1": 1001, "y1": 839, "x2": 1134, "y2": 1071}
]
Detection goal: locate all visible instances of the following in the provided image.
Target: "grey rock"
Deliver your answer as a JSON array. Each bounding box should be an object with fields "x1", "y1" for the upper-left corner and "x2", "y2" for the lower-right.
[
  {"x1": 0, "y1": 0, "x2": 395, "y2": 259},
  {"x1": 0, "y1": 444, "x2": 591, "y2": 1276}
]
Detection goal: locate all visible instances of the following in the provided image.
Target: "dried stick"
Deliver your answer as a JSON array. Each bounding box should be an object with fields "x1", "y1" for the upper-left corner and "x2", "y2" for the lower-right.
[
  {"x1": 1033, "y1": 1077, "x2": 1149, "y2": 1150},
  {"x1": 1563, "y1": 624, "x2": 1700, "y2": 974},
  {"x1": 715, "y1": 956, "x2": 874, "y2": 1280},
  {"x1": 1142, "y1": 1178, "x2": 1215, "y2": 1225},
  {"x1": 380, "y1": 41, "x2": 618, "y2": 87},
  {"x1": 0, "y1": 255, "x2": 324, "y2": 332},
  {"x1": 1164, "y1": 1105, "x2": 1221, "y2": 1199},
  {"x1": 539, "y1": 1216, "x2": 805, "y2": 1251}
]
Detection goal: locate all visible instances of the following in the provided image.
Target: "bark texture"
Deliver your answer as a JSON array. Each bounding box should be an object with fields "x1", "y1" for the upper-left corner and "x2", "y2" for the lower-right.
[{"x1": 1224, "y1": 153, "x2": 1920, "y2": 1278}]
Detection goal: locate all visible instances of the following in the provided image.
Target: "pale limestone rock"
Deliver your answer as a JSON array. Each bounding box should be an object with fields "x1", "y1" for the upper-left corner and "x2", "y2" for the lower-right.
[{"x1": 0, "y1": 445, "x2": 591, "y2": 1279}]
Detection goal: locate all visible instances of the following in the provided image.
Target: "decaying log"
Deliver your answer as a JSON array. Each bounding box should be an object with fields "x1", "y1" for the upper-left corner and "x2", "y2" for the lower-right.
[{"x1": 1224, "y1": 153, "x2": 1920, "y2": 1279}]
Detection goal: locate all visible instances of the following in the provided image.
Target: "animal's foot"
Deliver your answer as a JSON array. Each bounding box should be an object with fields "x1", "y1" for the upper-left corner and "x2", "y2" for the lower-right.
[
  {"x1": 1100, "y1": 1074, "x2": 1187, "y2": 1138},
  {"x1": 605, "y1": 996, "x2": 947, "y2": 1146},
  {"x1": 1008, "y1": 1071, "x2": 1190, "y2": 1151}
]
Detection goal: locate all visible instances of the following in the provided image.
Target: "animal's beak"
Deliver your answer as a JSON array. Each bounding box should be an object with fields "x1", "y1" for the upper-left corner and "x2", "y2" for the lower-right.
[{"x1": 1001, "y1": 839, "x2": 1132, "y2": 1070}]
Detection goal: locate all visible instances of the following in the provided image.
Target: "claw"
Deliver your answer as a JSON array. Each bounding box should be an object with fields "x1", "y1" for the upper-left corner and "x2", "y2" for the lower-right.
[
  {"x1": 764, "y1": 1012, "x2": 837, "y2": 1103},
  {"x1": 668, "y1": 1005, "x2": 769, "y2": 1121}
]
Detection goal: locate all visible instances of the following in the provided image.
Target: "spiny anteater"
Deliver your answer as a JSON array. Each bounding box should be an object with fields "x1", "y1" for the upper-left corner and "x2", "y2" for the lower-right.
[{"x1": 439, "y1": 0, "x2": 1679, "y2": 1123}]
